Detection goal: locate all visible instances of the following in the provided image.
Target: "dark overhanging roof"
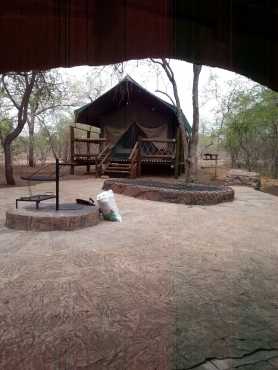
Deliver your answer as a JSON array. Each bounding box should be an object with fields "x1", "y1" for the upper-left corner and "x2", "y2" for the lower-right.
[
  {"x1": 75, "y1": 76, "x2": 192, "y2": 134},
  {"x1": 0, "y1": 1, "x2": 277, "y2": 91}
]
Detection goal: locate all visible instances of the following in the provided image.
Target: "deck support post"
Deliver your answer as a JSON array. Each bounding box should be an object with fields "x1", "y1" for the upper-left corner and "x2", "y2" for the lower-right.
[
  {"x1": 214, "y1": 155, "x2": 218, "y2": 178},
  {"x1": 70, "y1": 126, "x2": 75, "y2": 175},
  {"x1": 86, "y1": 130, "x2": 90, "y2": 173},
  {"x1": 56, "y1": 158, "x2": 60, "y2": 211},
  {"x1": 137, "y1": 141, "x2": 141, "y2": 177},
  {"x1": 137, "y1": 154, "x2": 141, "y2": 177}
]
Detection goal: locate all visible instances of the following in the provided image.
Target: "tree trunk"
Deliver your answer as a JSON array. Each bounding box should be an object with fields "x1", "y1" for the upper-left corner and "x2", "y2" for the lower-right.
[
  {"x1": 150, "y1": 58, "x2": 200, "y2": 182},
  {"x1": 1, "y1": 71, "x2": 37, "y2": 185},
  {"x1": 28, "y1": 117, "x2": 35, "y2": 167},
  {"x1": 177, "y1": 110, "x2": 190, "y2": 181},
  {"x1": 190, "y1": 64, "x2": 202, "y2": 176},
  {"x1": 273, "y1": 155, "x2": 278, "y2": 179},
  {"x1": 3, "y1": 139, "x2": 15, "y2": 185},
  {"x1": 272, "y1": 123, "x2": 278, "y2": 178}
]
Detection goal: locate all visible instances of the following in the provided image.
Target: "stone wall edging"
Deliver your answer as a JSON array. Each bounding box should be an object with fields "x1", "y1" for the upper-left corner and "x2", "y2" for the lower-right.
[
  {"x1": 6, "y1": 206, "x2": 100, "y2": 231},
  {"x1": 103, "y1": 180, "x2": 234, "y2": 205}
]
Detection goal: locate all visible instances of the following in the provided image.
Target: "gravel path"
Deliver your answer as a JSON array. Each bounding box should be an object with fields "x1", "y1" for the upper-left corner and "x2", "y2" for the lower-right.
[{"x1": 0, "y1": 179, "x2": 278, "y2": 369}]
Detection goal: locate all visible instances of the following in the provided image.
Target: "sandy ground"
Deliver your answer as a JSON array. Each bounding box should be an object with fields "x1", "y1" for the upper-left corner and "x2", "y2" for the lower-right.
[{"x1": 0, "y1": 179, "x2": 278, "y2": 369}]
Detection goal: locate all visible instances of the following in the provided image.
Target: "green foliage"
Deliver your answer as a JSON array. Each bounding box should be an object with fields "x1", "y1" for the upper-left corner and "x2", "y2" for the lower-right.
[
  {"x1": 0, "y1": 118, "x2": 13, "y2": 141},
  {"x1": 223, "y1": 84, "x2": 278, "y2": 176}
]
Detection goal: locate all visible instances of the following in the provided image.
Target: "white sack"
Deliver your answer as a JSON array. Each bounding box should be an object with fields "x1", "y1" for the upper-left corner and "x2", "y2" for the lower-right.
[{"x1": 96, "y1": 190, "x2": 122, "y2": 222}]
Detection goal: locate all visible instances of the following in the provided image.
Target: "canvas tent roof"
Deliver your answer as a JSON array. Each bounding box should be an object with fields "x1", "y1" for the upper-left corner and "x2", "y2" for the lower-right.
[{"x1": 75, "y1": 76, "x2": 192, "y2": 134}]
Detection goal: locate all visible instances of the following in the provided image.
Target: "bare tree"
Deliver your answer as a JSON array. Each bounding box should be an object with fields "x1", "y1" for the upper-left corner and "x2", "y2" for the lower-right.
[
  {"x1": 1, "y1": 72, "x2": 37, "y2": 185},
  {"x1": 190, "y1": 64, "x2": 202, "y2": 176},
  {"x1": 26, "y1": 70, "x2": 70, "y2": 167},
  {"x1": 68, "y1": 66, "x2": 109, "y2": 108},
  {"x1": 150, "y1": 58, "x2": 190, "y2": 180}
]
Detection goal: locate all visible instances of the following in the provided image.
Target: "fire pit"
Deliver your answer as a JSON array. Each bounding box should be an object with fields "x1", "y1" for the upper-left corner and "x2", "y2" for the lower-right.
[
  {"x1": 6, "y1": 203, "x2": 100, "y2": 231},
  {"x1": 103, "y1": 179, "x2": 234, "y2": 205}
]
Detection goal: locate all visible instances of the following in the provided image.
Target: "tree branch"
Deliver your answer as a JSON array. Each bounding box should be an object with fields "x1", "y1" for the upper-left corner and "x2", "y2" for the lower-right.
[
  {"x1": 37, "y1": 116, "x2": 58, "y2": 159},
  {"x1": 34, "y1": 103, "x2": 74, "y2": 117},
  {"x1": 150, "y1": 58, "x2": 174, "y2": 83},
  {"x1": 1, "y1": 75, "x2": 20, "y2": 110},
  {"x1": 155, "y1": 90, "x2": 176, "y2": 106}
]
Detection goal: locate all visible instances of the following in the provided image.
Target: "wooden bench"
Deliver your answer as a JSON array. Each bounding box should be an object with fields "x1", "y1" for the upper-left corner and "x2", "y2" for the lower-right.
[{"x1": 202, "y1": 153, "x2": 218, "y2": 160}]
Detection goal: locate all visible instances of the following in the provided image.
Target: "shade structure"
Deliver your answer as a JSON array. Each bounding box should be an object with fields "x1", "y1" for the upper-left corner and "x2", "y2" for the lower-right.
[{"x1": 0, "y1": 1, "x2": 277, "y2": 90}]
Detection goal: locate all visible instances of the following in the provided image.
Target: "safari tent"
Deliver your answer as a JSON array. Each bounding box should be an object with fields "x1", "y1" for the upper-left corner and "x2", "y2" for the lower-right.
[{"x1": 73, "y1": 76, "x2": 191, "y2": 177}]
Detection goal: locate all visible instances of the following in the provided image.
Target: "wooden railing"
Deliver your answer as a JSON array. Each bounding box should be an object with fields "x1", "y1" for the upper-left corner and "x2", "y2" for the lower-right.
[
  {"x1": 139, "y1": 138, "x2": 176, "y2": 160},
  {"x1": 73, "y1": 138, "x2": 108, "y2": 158},
  {"x1": 70, "y1": 125, "x2": 107, "y2": 161},
  {"x1": 96, "y1": 144, "x2": 113, "y2": 176},
  {"x1": 129, "y1": 141, "x2": 141, "y2": 178},
  {"x1": 70, "y1": 124, "x2": 109, "y2": 174},
  {"x1": 128, "y1": 141, "x2": 139, "y2": 161},
  {"x1": 99, "y1": 144, "x2": 112, "y2": 164}
]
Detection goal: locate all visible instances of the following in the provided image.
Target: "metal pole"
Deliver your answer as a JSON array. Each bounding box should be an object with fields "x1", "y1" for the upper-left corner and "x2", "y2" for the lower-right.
[{"x1": 56, "y1": 158, "x2": 59, "y2": 211}]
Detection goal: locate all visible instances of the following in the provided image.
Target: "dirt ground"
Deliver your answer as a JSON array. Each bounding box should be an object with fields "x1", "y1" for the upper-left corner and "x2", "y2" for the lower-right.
[
  {"x1": 2, "y1": 161, "x2": 278, "y2": 198},
  {"x1": 1, "y1": 178, "x2": 278, "y2": 369}
]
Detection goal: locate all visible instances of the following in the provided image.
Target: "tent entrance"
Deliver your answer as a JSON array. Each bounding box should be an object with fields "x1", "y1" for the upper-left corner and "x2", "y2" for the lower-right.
[{"x1": 112, "y1": 123, "x2": 146, "y2": 161}]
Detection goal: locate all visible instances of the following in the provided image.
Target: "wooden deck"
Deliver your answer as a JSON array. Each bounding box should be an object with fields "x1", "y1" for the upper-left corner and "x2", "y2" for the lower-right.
[{"x1": 70, "y1": 125, "x2": 183, "y2": 177}]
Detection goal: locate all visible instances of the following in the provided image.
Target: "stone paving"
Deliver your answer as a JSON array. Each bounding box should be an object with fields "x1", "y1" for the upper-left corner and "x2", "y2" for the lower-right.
[{"x1": 0, "y1": 179, "x2": 278, "y2": 369}]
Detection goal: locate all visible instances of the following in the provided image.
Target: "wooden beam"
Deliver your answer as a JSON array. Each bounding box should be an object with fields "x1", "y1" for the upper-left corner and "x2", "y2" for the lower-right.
[
  {"x1": 74, "y1": 138, "x2": 107, "y2": 143},
  {"x1": 141, "y1": 154, "x2": 174, "y2": 159},
  {"x1": 140, "y1": 138, "x2": 176, "y2": 143},
  {"x1": 74, "y1": 154, "x2": 97, "y2": 158}
]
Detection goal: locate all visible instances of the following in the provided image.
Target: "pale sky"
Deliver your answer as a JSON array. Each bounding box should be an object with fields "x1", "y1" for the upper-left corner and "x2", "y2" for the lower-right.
[{"x1": 60, "y1": 58, "x2": 252, "y2": 128}]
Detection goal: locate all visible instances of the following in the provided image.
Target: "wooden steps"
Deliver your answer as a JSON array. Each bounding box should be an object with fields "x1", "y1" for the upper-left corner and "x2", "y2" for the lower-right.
[
  {"x1": 72, "y1": 157, "x2": 97, "y2": 165},
  {"x1": 104, "y1": 162, "x2": 132, "y2": 177}
]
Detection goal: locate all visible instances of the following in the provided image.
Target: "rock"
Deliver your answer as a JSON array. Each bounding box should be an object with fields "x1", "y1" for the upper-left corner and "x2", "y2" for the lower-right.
[{"x1": 224, "y1": 169, "x2": 261, "y2": 189}]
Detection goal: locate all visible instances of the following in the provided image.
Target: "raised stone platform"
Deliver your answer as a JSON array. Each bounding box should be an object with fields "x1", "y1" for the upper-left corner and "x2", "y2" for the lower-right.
[
  {"x1": 103, "y1": 179, "x2": 234, "y2": 205},
  {"x1": 224, "y1": 169, "x2": 261, "y2": 189},
  {"x1": 6, "y1": 203, "x2": 100, "y2": 231}
]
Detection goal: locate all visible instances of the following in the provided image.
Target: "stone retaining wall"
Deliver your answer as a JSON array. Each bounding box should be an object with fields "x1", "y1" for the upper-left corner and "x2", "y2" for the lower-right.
[
  {"x1": 103, "y1": 180, "x2": 234, "y2": 205},
  {"x1": 224, "y1": 169, "x2": 261, "y2": 189}
]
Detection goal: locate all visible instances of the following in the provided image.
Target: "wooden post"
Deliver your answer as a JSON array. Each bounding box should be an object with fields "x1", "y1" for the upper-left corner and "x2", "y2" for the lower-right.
[
  {"x1": 99, "y1": 130, "x2": 104, "y2": 153},
  {"x1": 214, "y1": 154, "x2": 218, "y2": 178},
  {"x1": 55, "y1": 158, "x2": 60, "y2": 211},
  {"x1": 86, "y1": 130, "x2": 90, "y2": 173},
  {"x1": 70, "y1": 126, "x2": 75, "y2": 175},
  {"x1": 181, "y1": 134, "x2": 187, "y2": 175},
  {"x1": 175, "y1": 129, "x2": 181, "y2": 178},
  {"x1": 130, "y1": 164, "x2": 136, "y2": 179},
  {"x1": 137, "y1": 142, "x2": 141, "y2": 177}
]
